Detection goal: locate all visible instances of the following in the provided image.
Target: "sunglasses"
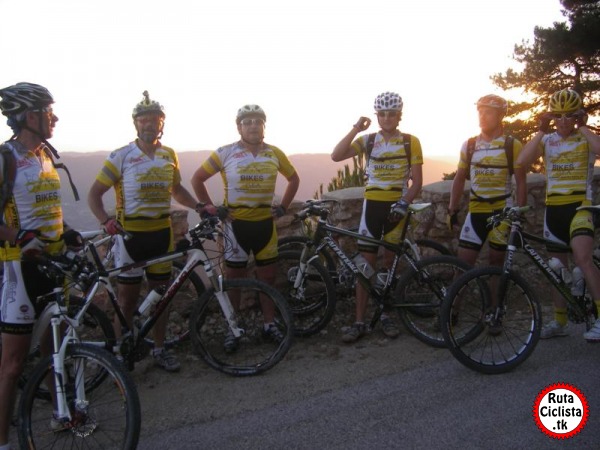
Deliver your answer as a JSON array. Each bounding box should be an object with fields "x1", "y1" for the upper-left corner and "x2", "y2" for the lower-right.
[
  {"x1": 552, "y1": 113, "x2": 577, "y2": 120},
  {"x1": 32, "y1": 107, "x2": 54, "y2": 115},
  {"x1": 240, "y1": 118, "x2": 265, "y2": 126},
  {"x1": 376, "y1": 111, "x2": 398, "y2": 119}
]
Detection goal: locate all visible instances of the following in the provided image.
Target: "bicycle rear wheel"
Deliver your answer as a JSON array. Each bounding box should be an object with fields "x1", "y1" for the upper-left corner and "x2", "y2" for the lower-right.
[
  {"x1": 414, "y1": 238, "x2": 452, "y2": 258},
  {"x1": 18, "y1": 344, "x2": 141, "y2": 449},
  {"x1": 393, "y1": 255, "x2": 471, "y2": 347},
  {"x1": 143, "y1": 260, "x2": 206, "y2": 349},
  {"x1": 273, "y1": 250, "x2": 336, "y2": 336},
  {"x1": 441, "y1": 266, "x2": 542, "y2": 374},
  {"x1": 189, "y1": 278, "x2": 293, "y2": 376},
  {"x1": 278, "y1": 235, "x2": 338, "y2": 277}
]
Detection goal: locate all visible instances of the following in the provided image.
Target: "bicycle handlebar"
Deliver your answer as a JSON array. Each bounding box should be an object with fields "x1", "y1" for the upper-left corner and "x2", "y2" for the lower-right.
[
  {"x1": 486, "y1": 205, "x2": 531, "y2": 228},
  {"x1": 188, "y1": 215, "x2": 221, "y2": 242}
]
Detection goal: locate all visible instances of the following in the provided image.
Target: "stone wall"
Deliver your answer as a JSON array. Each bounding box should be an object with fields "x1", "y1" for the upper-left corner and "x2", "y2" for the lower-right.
[{"x1": 278, "y1": 168, "x2": 600, "y2": 250}]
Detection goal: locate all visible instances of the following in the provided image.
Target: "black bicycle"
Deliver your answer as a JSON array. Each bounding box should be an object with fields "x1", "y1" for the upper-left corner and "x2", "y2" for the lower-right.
[
  {"x1": 441, "y1": 205, "x2": 600, "y2": 374},
  {"x1": 278, "y1": 199, "x2": 451, "y2": 300},
  {"x1": 275, "y1": 199, "x2": 470, "y2": 346}
]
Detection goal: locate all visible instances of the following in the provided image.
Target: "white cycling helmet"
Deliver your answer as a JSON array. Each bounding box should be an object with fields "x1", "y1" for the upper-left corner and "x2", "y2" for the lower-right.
[
  {"x1": 236, "y1": 104, "x2": 266, "y2": 124},
  {"x1": 476, "y1": 94, "x2": 508, "y2": 115},
  {"x1": 132, "y1": 91, "x2": 165, "y2": 119},
  {"x1": 373, "y1": 92, "x2": 403, "y2": 112},
  {"x1": 0, "y1": 82, "x2": 54, "y2": 116}
]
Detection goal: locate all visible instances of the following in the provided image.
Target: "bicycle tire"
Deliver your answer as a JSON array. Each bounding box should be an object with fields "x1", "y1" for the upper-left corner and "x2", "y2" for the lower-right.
[
  {"x1": 441, "y1": 266, "x2": 542, "y2": 374},
  {"x1": 278, "y1": 235, "x2": 337, "y2": 274},
  {"x1": 274, "y1": 250, "x2": 337, "y2": 337},
  {"x1": 414, "y1": 238, "x2": 452, "y2": 257},
  {"x1": 189, "y1": 278, "x2": 293, "y2": 376},
  {"x1": 143, "y1": 259, "x2": 206, "y2": 349},
  {"x1": 393, "y1": 255, "x2": 472, "y2": 348},
  {"x1": 18, "y1": 297, "x2": 116, "y2": 400},
  {"x1": 18, "y1": 344, "x2": 141, "y2": 449}
]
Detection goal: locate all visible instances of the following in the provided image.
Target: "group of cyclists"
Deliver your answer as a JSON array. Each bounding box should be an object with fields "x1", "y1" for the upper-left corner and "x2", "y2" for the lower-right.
[{"x1": 0, "y1": 81, "x2": 599, "y2": 449}]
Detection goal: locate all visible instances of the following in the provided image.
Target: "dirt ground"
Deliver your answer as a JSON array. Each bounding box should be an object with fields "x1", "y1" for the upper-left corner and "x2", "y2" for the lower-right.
[{"x1": 128, "y1": 296, "x2": 443, "y2": 438}]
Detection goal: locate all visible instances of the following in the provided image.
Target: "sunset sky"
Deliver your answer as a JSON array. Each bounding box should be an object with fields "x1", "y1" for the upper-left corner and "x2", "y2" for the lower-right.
[{"x1": 1, "y1": 0, "x2": 566, "y2": 162}]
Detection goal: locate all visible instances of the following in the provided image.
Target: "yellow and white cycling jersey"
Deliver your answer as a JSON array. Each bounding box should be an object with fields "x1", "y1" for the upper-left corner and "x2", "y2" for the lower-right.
[
  {"x1": 351, "y1": 131, "x2": 423, "y2": 202},
  {"x1": 200, "y1": 141, "x2": 296, "y2": 221},
  {"x1": 95, "y1": 142, "x2": 181, "y2": 231},
  {"x1": 540, "y1": 131, "x2": 595, "y2": 205},
  {"x1": 1, "y1": 142, "x2": 63, "y2": 261},
  {"x1": 458, "y1": 135, "x2": 523, "y2": 213}
]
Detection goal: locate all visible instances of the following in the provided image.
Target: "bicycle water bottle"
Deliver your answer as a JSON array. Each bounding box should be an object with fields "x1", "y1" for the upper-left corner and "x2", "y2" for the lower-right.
[
  {"x1": 137, "y1": 285, "x2": 166, "y2": 318},
  {"x1": 351, "y1": 252, "x2": 375, "y2": 278},
  {"x1": 548, "y1": 257, "x2": 571, "y2": 285},
  {"x1": 571, "y1": 266, "x2": 585, "y2": 297}
]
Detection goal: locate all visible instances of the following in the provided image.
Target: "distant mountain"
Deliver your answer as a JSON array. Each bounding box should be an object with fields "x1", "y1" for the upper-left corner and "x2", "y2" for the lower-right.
[{"x1": 57, "y1": 151, "x2": 456, "y2": 230}]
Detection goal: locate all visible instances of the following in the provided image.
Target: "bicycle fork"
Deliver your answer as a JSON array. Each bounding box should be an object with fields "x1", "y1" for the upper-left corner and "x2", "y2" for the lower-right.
[
  {"x1": 50, "y1": 316, "x2": 88, "y2": 424},
  {"x1": 197, "y1": 250, "x2": 244, "y2": 339}
]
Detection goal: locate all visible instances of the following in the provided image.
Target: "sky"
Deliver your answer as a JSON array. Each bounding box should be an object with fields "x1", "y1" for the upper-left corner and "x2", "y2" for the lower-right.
[{"x1": 1, "y1": 0, "x2": 566, "y2": 163}]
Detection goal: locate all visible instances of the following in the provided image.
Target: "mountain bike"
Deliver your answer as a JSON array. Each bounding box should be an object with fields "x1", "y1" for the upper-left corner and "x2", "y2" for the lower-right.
[
  {"x1": 78, "y1": 229, "x2": 205, "y2": 350},
  {"x1": 274, "y1": 199, "x2": 470, "y2": 345},
  {"x1": 73, "y1": 216, "x2": 293, "y2": 377},
  {"x1": 440, "y1": 205, "x2": 600, "y2": 374},
  {"x1": 278, "y1": 199, "x2": 451, "y2": 299},
  {"x1": 17, "y1": 255, "x2": 141, "y2": 449}
]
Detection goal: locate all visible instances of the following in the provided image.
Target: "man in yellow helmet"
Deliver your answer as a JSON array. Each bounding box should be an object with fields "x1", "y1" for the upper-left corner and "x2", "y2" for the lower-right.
[
  {"x1": 88, "y1": 91, "x2": 200, "y2": 371},
  {"x1": 517, "y1": 89, "x2": 600, "y2": 341}
]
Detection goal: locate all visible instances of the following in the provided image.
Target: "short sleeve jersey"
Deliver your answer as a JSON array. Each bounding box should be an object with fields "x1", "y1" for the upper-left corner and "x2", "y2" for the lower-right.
[
  {"x1": 457, "y1": 135, "x2": 523, "y2": 213},
  {"x1": 95, "y1": 142, "x2": 181, "y2": 231},
  {"x1": 200, "y1": 141, "x2": 297, "y2": 221},
  {"x1": 538, "y1": 131, "x2": 595, "y2": 206},
  {"x1": 350, "y1": 131, "x2": 423, "y2": 202},
  {"x1": 1, "y1": 141, "x2": 63, "y2": 261}
]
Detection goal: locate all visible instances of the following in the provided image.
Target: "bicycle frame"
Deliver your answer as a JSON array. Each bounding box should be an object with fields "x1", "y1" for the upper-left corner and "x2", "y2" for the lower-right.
[
  {"x1": 500, "y1": 208, "x2": 598, "y2": 324},
  {"x1": 80, "y1": 223, "x2": 244, "y2": 365},
  {"x1": 294, "y1": 203, "x2": 432, "y2": 327}
]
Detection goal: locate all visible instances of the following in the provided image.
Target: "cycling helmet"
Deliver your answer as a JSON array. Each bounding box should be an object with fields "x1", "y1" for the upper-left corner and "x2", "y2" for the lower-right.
[
  {"x1": 476, "y1": 94, "x2": 508, "y2": 115},
  {"x1": 549, "y1": 89, "x2": 582, "y2": 114},
  {"x1": 373, "y1": 92, "x2": 403, "y2": 111},
  {"x1": 132, "y1": 90, "x2": 165, "y2": 118},
  {"x1": 236, "y1": 104, "x2": 266, "y2": 124},
  {"x1": 0, "y1": 82, "x2": 54, "y2": 117}
]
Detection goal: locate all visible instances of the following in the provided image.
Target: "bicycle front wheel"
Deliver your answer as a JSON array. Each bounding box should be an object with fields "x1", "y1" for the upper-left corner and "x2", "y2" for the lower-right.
[
  {"x1": 393, "y1": 255, "x2": 471, "y2": 348},
  {"x1": 189, "y1": 278, "x2": 293, "y2": 376},
  {"x1": 18, "y1": 344, "x2": 141, "y2": 449},
  {"x1": 274, "y1": 250, "x2": 336, "y2": 337},
  {"x1": 441, "y1": 266, "x2": 542, "y2": 374},
  {"x1": 18, "y1": 297, "x2": 116, "y2": 400}
]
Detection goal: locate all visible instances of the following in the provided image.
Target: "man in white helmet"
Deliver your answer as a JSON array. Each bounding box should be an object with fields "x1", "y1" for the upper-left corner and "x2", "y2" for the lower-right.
[
  {"x1": 88, "y1": 91, "x2": 201, "y2": 372},
  {"x1": 332, "y1": 91, "x2": 424, "y2": 343},
  {"x1": 191, "y1": 104, "x2": 299, "y2": 351}
]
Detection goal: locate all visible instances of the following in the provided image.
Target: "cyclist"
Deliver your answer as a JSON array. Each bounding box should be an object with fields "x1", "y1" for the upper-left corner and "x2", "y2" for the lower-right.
[
  {"x1": 0, "y1": 82, "x2": 83, "y2": 449},
  {"x1": 517, "y1": 88, "x2": 600, "y2": 341},
  {"x1": 331, "y1": 91, "x2": 423, "y2": 343},
  {"x1": 191, "y1": 104, "x2": 299, "y2": 350},
  {"x1": 88, "y1": 91, "x2": 200, "y2": 371},
  {"x1": 447, "y1": 95, "x2": 526, "y2": 268}
]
